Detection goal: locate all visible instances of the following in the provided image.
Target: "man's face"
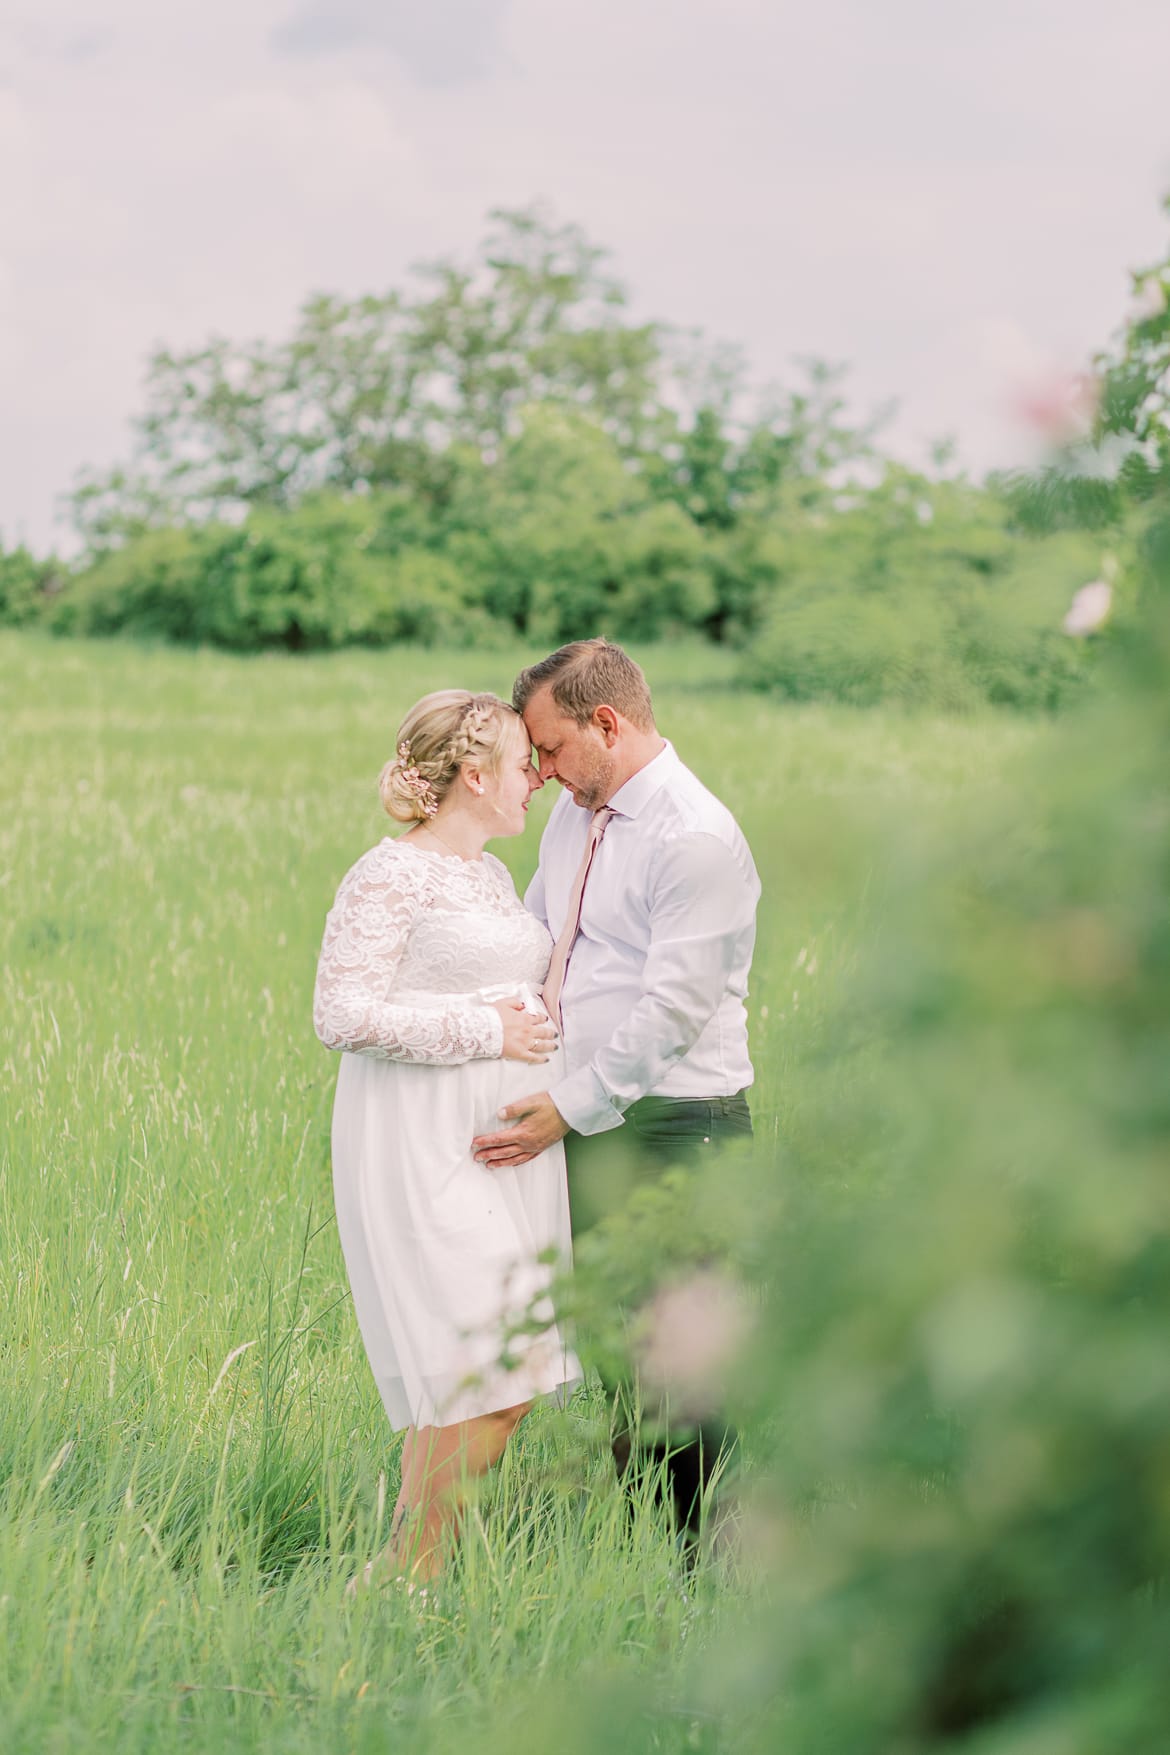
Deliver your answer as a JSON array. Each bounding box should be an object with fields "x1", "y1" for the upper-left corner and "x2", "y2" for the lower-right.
[{"x1": 522, "y1": 687, "x2": 617, "y2": 812}]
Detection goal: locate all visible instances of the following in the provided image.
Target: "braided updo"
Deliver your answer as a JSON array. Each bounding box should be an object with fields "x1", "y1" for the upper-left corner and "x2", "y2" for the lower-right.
[{"x1": 379, "y1": 690, "x2": 520, "y2": 823}]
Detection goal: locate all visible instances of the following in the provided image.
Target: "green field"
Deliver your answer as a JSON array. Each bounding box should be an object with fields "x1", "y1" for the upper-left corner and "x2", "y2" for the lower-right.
[{"x1": 0, "y1": 632, "x2": 1047, "y2": 1753}]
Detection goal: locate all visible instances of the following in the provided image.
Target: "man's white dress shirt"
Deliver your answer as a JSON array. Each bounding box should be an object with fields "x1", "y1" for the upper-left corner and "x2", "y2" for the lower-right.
[{"x1": 526, "y1": 741, "x2": 760, "y2": 1138}]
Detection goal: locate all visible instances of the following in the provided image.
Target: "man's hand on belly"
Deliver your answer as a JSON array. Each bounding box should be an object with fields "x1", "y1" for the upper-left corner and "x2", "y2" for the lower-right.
[{"x1": 472, "y1": 1093, "x2": 569, "y2": 1168}]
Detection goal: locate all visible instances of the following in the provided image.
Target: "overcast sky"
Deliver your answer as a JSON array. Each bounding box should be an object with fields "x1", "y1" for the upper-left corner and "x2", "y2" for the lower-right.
[{"x1": 3, "y1": 0, "x2": 1169, "y2": 553}]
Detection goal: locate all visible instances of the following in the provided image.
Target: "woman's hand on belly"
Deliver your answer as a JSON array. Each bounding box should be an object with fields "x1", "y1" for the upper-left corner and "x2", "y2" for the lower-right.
[{"x1": 491, "y1": 998, "x2": 560, "y2": 1064}]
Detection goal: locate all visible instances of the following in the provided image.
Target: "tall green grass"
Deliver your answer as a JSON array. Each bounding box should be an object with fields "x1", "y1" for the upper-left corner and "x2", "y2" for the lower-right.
[{"x1": 0, "y1": 632, "x2": 1044, "y2": 1752}]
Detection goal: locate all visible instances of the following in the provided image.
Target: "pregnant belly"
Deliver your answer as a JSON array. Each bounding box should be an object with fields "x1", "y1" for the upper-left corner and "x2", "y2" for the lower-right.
[
  {"x1": 497, "y1": 1042, "x2": 566, "y2": 1123},
  {"x1": 358, "y1": 1041, "x2": 564, "y2": 1144}
]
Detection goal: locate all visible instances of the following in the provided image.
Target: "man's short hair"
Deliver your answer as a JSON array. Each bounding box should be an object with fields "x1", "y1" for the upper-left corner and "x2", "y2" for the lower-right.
[{"x1": 513, "y1": 638, "x2": 656, "y2": 732}]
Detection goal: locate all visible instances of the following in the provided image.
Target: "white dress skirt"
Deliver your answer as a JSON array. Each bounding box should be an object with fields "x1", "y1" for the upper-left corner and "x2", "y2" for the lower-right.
[{"x1": 314, "y1": 839, "x2": 579, "y2": 1430}]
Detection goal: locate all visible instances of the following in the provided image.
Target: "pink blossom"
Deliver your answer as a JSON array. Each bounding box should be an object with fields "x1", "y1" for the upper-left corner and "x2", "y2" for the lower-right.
[
  {"x1": 1012, "y1": 369, "x2": 1099, "y2": 444},
  {"x1": 633, "y1": 1267, "x2": 753, "y2": 1419},
  {"x1": 1062, "y1": 580, "x2": 1113, "y2": 637}
]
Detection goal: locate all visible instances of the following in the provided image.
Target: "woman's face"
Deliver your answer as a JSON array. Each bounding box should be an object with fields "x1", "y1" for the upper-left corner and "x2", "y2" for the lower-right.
[{"x1": 483, "y1": 717, "x2": 543, "y2": 837}]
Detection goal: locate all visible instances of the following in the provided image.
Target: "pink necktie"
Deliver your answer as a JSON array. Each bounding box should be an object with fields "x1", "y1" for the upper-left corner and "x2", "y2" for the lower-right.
[{"x1": 542, "y1": 807, "x2": 615, "y2": 1025}]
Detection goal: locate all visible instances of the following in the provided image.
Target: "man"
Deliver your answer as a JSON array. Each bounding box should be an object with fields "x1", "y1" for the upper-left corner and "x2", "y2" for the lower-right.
[{"x1": 472, "y1": 637, "x2": 760, "y2": 1537}]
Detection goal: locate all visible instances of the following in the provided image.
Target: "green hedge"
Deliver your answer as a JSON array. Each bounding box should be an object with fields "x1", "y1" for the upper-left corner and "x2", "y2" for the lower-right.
[
  {"x1": 739, "y1": 483, "x2": 1103, "y2": 710},
  {"x1": 44, "y1": 503, "x2": 485, "y2": 651},
  {"x1": 7, "y1": 427, "x2": 1114, "y2": 709},
  {"x1": 0, "y1": 546, "x2": 64, "y2": 628}
]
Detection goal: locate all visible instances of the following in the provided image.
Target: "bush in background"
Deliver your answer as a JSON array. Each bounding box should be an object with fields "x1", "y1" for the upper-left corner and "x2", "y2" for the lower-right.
[
  {"x1": 47, "y1": 525, "x2": 211, "y2": 642},
  {"x1": 739, "y1": 474, "x2": 1101, "y2": 709},
  {"x1": 445, "y1": 407, "x2": 715, "y2": 642},
  {"x1": 17, "y1": 451, "x2": 1108, "y2": 707},
  {"x1": 0, "y1": 544, "x2": 65, "y2": 629},
  {"x1": 44, "y1": 497, "x2": 495, "y2": 652}
]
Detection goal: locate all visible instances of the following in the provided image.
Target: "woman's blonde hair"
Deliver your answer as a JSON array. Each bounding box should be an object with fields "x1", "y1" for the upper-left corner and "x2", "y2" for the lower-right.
[{"x1": 379, "y1": 690, "x2": 520, "y2": 823}]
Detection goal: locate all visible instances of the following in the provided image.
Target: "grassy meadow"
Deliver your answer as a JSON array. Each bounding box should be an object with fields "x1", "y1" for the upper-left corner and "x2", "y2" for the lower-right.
[{"x1": 0, "y1": 631, "x2": 1049, "y2": 1753}]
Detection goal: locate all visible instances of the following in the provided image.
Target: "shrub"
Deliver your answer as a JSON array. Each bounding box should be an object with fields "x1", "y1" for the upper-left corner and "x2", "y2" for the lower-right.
[
  {"x1": 0, "y1": 545, "x2": 66, "y2": 628},
  {"x1": 48, "y1": 497, "x2": 493, "y2": 651},
  {"x1": 447, "y1": 407, "x2": 716, "y2": 641},
  {"x1": 191, "y1": 500, "x2": 386, "y2": 650},
  {"x1": 47, "y1": 526, "x2": 210, "y2": 641},
  {"x1": 36, "y1": 438, "x2": 1111, "y2": 689},
  {"x1": 740, "y1": 477, "x2": 1102, "y2": 709}
]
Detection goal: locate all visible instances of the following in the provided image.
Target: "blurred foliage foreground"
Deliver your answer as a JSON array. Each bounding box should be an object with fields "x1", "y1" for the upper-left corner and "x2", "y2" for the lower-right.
[{"x1": 738, "y1": 537, "x2": 1168, "y2": 1753}]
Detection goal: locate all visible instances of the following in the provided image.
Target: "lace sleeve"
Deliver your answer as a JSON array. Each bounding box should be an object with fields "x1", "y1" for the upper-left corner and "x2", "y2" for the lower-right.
[{"x1": 313, "y1": 843, "x2": 504, "y2": 1064}]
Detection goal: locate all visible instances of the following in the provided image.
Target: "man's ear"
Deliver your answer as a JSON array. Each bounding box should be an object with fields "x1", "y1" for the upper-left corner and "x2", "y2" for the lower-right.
[{"x1": 593, "y1": 705, "x2": 620, "y2": 746}]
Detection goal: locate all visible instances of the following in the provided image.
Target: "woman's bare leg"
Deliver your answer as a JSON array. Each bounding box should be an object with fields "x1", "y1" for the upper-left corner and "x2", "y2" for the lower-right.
[{"x1": 372, "y1": 1398, "x2": 534, "y2": 1586}]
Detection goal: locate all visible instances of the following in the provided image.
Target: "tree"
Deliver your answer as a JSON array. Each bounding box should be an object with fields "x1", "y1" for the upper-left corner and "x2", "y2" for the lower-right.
[
  {"x1": 443, "y1": 405, "x2": 714, "y2": 641},
  {"x1": 69, "y1": 208, "x2": 669, "y2": 545},
  {"x1": 67, "y1": 203, "x2": 895, "y2": 565},
  {"x1": 643, "y1": 355, "x2": 888, "y2": 532},
  {"x1": 1007, "y1": 198, "x2": 1169, "y2": 541}
]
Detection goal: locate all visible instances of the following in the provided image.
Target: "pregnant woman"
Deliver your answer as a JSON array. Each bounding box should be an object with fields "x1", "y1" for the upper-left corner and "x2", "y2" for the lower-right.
[{"x1": 313, "y1": 690, "x2": 578, "y2": 1591}]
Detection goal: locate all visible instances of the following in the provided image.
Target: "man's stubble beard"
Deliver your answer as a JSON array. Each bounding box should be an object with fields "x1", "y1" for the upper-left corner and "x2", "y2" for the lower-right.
[{"x1": 567, "y1": 747, "x2": 617, "y2": 813}]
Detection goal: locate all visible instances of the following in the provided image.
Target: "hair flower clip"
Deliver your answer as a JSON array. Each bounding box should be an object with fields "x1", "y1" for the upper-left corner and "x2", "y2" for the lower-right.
[{"x1": 396, "y1": 741, "x2": 439, "y2": 817}]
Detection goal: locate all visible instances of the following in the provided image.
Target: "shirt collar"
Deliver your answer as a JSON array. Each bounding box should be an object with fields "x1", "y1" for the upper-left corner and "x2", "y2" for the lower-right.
[{"x1": 607, "y1": 740, "x2": 677, "y2": 819}]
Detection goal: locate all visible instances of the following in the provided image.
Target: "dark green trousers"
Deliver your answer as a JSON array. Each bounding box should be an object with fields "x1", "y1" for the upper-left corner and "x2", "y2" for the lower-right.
[
  {"x1": 566, "y1": 1090, "x2": 754, "y2": 1233},
  {"x1": 564, "y1": 1090, "x2": 752, "y2": 1540}
]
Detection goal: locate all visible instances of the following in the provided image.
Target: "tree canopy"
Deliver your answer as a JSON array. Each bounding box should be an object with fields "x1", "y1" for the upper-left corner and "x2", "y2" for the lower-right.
[{"x1": 66, "y1": 206, "x2": 878, "y2": 550}]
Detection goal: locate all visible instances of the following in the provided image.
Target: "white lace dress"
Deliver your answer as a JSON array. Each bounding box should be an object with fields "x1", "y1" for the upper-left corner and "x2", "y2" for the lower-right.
[{"x1": 313, "y1": 838, "x2": 579, "y2": 1430}]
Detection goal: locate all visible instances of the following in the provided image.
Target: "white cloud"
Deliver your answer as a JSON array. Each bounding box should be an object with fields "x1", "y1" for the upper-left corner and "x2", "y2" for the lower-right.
[{"x1": 272, "y1": 0, "x2": 509, "y2": 85}]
